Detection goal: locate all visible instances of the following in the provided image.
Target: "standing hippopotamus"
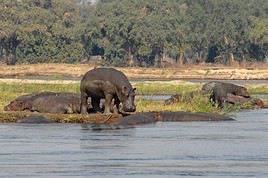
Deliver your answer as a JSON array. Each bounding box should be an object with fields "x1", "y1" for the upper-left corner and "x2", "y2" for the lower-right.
[
  {"x1": 80, "y1": 68, "x2": 136, "y2": 114},
  {"x1": 201, "y1": 81, "x2": 250, "y2": 107}
]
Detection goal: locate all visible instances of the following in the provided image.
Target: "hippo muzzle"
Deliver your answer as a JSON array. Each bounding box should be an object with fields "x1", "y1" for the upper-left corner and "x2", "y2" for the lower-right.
[{"x1": 122, "y1": 105, "x2": 136, "y2": 112}]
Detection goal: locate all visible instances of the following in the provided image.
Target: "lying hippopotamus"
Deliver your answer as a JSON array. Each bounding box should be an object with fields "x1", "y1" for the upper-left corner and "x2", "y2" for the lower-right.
[
  {"x1": 164, "y1": 94, "x2": 182, "y2": 105},
  {"x1": 226, "y1": 93, "x2": 266, "y2": 108},
  {"x1": 4, "y1": 92, "x2": 90, "y2": 114},
  {"x1": 80, "y1": 68, "x2": 136, "y2": 114},
  {"x1": 164, "y1": 90, "x2": 202, "y2": 105}
]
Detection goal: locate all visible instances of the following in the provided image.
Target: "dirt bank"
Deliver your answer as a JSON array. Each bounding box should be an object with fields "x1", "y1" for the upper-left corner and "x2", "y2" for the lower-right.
[{"x1": 0, "y1": 63, "x2": 268, "y2": 80}]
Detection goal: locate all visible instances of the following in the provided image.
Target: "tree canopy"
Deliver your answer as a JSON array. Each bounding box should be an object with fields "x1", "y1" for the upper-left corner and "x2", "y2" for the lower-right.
[{"x1": 0, "y1": 0, "x2": 267, "y2": 66}]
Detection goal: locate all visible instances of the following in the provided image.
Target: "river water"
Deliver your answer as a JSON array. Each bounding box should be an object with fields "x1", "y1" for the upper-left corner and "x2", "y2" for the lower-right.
[{"x1": 0, "y1": 109, "x2": 267, "y2": 178}]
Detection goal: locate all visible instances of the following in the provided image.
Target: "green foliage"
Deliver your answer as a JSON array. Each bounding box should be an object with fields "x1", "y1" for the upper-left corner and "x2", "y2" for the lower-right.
[
  {"x1": 0, "y1": 0, "x2": 83, "y2": 64},
  {"x1": 0, "y1": 0, "x2": 267, "y2": 64}
]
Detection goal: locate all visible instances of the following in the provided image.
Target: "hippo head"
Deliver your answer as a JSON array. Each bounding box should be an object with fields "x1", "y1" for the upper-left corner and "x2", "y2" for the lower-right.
[
  {"x1": 4, "y1": 100, "x2": 31, "y2": 111},
  {"x1": 119, "y1": 86, "x2": 136, "y2": 112},
  {"x1": 233, "y1": 86, "x2": 250, "y2": 98}
]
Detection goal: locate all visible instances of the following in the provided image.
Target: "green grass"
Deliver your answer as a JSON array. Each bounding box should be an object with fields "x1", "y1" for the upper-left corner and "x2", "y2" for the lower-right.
[
  {"x1": 135, "y1": 92, "x2": 239, "y2": 114},
  {"x1": 247, "y1": 87, "x2": 268, "y2": 94},
  {"x1": 1, "y1": 81, "x2": 267, "y2": 114},
  {"x1": 0, "y1": 83, "x2": 80, "y2": 94},
  {"x1": 244, "y1": 84, "x2": 268, "y2": 94},
  {"x1": 133, "y1": 81, "x2": 201, "y2": 95}
]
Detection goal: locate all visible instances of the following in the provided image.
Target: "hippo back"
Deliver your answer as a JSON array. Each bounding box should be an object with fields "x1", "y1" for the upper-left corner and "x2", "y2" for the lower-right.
[{"x1": 81, "y1": 68, "x2": 132, "y2": 90}]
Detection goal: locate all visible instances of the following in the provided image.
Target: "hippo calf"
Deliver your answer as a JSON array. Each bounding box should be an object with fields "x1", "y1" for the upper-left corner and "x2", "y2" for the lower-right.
[
  {"x1": 80, "y1": 68, "x2": 136, "y2": 114},
  {"x1": 164, "y1": 91, "x2": 202, "y2": 105},
  {"x1": 164, "y1": 94, "x2": 182, "y2": 105}
]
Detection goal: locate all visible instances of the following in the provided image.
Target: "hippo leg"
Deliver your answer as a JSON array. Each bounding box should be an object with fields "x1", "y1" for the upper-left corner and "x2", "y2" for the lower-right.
[
  {"x1": 81, "y1": 92, "x2": 88, "y2": 114},
  {"x1": 92, "y1": 96, "x2": 102, "y2": 113},
  {"x1": 113, "y1": 97, "x2": 120, "y2": 114},
  {"x1": 104, "y1": 94, "x2": 113, "y2": 114}
]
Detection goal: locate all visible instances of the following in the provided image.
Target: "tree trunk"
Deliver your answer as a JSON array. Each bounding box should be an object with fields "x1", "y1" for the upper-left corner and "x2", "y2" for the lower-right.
[
  {"x1": 224, "y1": 35, "x2": 235, "y2": 66},
  {"x1": 176, "y1": 52, "x2": 184, "y2": 66},
  {"x1": 127, "y1": 46, "x2": 137, "y2": 66},
  {"x1": 6, "y1": 53, "x2": 16, "y2": 65},
  {"x1": 0, "y1": 48, "x2": 16, "y2": 65},
  {"x1": 153, "y1": 43, "x2": 164, "y2": 67},
  {"x1": 227, "y1": 52, "x2": 235, "y2": 66},
  {"x1": 0, "y1": 37, "x2": 18, "y2": 65}
]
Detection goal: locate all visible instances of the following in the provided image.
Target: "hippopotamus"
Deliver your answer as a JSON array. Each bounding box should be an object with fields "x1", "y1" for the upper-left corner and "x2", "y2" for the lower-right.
[
  {"x1": 201, "y1": 82, "x2": 250, "y2": 107},
  {"x1": 114, "y1": 111, "x2": 234, "y2": 126},
  {"x1": 16, "y1": 115, "x2": 55, "y2": 124},
  {"x1": 156, "y1": 111, "x2": 234, "y2": 122},
  {"x1": 164, "y1": 94, "x2": 182, "y2": 105},
  {"x1": 4, "y1": 92, "x2": 91, "y2": 114},
  {"x1": 80, "y1": 68, "x2": 136, "y2": 114},
  {"x1": 116, "y1": 112, "x2": 157, "y2": 125},
  {"x1": 82, "y1": 111, "x2": 234, "y2": 130},
  {"x1": 226, "y1": 93, "x2": 265, "y2": 108},
  {"x1": 164, "y1": 91, "x2": 202, "y2": 105}
]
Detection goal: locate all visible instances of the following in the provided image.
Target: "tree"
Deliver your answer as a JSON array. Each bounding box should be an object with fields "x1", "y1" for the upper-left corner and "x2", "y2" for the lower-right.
[{"x1": 0, "y1": 0, "x2": 83, "y2": 64}]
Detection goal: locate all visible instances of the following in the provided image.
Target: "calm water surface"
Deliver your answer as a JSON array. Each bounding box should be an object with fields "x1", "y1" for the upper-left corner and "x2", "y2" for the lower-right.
[{"x1": 0, "y1": 109, "x2": 268, "y2": 178}]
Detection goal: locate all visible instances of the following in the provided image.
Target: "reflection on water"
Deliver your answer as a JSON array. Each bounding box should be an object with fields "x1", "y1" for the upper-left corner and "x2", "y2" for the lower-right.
[{"x1": 0, "y1": 109, "x2": 268, "y2": 177}]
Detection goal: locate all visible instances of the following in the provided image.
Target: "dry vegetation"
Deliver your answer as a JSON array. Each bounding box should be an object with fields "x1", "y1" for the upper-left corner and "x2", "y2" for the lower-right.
[{"x1": 0, "y1": 63, "x2": 268, "y2": 80}]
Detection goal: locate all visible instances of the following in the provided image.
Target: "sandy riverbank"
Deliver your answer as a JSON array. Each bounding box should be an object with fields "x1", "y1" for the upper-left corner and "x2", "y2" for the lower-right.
[{"x1": 0, "y1": 63, "x2": 268, "y2": 80}]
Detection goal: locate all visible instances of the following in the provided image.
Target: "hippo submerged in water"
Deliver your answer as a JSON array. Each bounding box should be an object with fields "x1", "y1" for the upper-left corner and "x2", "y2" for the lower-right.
[
  {"x1": 4, "y1": 92, "x2": 90, "y2": 114},
  {"x1": 16, "y1": 115, "x2": 55, "y2": 124},
  {"x1": 85, "y1": 111, "x2": 234, "y2": 130},
  {"x1": 80, "y1": 68, "x2": 136, "y2": 114}
]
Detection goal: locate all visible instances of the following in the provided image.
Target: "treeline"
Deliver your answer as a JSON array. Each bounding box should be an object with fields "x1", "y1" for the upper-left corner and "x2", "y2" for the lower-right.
[{"x1": 0, "y1": 0, "x2": 267, "y2": 66}]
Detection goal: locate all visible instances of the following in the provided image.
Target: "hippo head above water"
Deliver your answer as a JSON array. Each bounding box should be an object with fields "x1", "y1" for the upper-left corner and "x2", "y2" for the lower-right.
[{"x1": 118, "y1": 86, "x2": 136, "y2": 113}]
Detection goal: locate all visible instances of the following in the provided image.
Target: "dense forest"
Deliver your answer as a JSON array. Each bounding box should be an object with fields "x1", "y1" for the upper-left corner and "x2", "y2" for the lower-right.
[{"x1": 0, "y1": 0, "x2": 267, "y2": 66}]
